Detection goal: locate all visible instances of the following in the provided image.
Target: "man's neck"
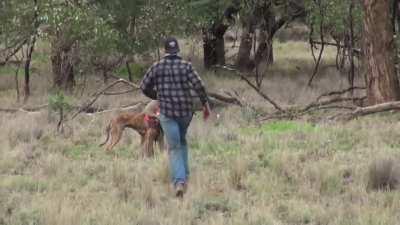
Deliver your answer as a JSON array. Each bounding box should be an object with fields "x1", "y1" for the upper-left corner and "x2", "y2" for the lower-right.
[{"x1": 164, "y1": 53, "x2": 181, "y2": 59}]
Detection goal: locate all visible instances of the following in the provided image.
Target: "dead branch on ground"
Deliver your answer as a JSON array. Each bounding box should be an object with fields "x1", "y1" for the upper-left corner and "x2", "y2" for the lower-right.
[
  {"x1": 86, "y1": 102, "x2": 144, "y2": 115},
  {"x1": 302, "y1": 96, "x2": 366, "y2": 112},
  {"x1": 215, "y1": 65, "x2": 284, "y2": 112},
  {"x1": 108, "y1": 74, "x2": 243, "y2": 106},
  {"x1": 70, "y1": 78, "x2": 139, "y2": 120},
  {"x1": 207, "y1": 91, "x2": 242, "y2": 106},
  {"x1": 316, "y1": 86, "x2": 365, "y2": 101},
  {"x1": 0, "y1": 104, "x2": 48, "y2": 113},
  {"x1": 331, "y1": 101, "x2": 400, "y2": 120}
]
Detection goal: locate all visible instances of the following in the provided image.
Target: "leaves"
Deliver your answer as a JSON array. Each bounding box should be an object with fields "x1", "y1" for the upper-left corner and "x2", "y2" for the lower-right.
[
  {"x1": 305, "y1": 0, "x2": 363, "y2": 39},
  {"x1": 48, "y1": 92, "x2": 72, "y2": 113}
]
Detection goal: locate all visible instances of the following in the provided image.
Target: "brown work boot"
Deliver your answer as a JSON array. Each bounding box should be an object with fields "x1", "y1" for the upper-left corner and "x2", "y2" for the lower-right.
[{"x1": 175, "y1": 183, "x2": 185, "y2": 198}]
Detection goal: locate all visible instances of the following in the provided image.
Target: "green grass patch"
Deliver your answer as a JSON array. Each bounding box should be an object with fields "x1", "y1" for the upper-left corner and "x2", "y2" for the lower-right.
[
  {"x1": 193, "y1": 197, "x2": 236, "y2": 219},
  {"x1": 32, "y1": 51, "x2": 49, "y2": 64},
  {"x1": 0, "y1": 65, "x2": 23, "y2": 77},
  {"x1": 113, "y1": 146, "x2": 138, "y2": 159},
  {"x1": 241, "y1": 120, "x2": 316, "y2": 136},
  {"x1": 0, "y1": 175, "x2": 48, "y2": 193},
  {"x1": 63, "y1": 143, "x2": 99, "y2": 160},
  {"x1": 63, "y1": 143, "x2": 137, "y2": 160},
  {"x1": 192, "y1": 140, "x2": 241, "y2": 156},
  {"x1": 326, "y1": 129, "x2": 361, "y2": 152}
]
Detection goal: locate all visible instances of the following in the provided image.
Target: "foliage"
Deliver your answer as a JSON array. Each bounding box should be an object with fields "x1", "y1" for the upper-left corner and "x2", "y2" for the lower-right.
[
  {"x1": 48, "y1": 91, "x2": 72, "y2": 113},
  {"x1": 0, "y1": 0, "x2": 38, "y2": 59},
  {"x1": 93, "y1": 0, "x2": 192, "y2": 53},
  {"x1": 305, "y1": 0, "x2": 363, "y2": 39},
  {"x1": 187, "y1": 0, "x2": 233, "y2": 28}
]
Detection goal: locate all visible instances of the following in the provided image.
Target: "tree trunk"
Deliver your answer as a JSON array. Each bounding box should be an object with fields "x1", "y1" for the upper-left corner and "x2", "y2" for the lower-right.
[
  {"x1": 202, "y1": 3, "x2": 240, "y2": 69},
  {"x1": 254, "y1": 2, "x2": 275, "y2": 68},
  {"x1": 363, "y1": 0, "x2": 400, "y2": 105},
  {"x1": 254, "y1": 30, "x2": 274, "y2": 67},
  {"x1": 237, "y1": 2, "x2": 276, "y2": 72},
  {"x1": 15, "y1": 60, "x2": 22, "y2": 103},
  {"x1": 126, "y1": 61, "x2": 133, "y2": 82},
  {"x1": 203, "y1": 24, "x2": 227, "y2": 69},
  {"x1": 236, "y1": 23, "x2": 255, "y2": 71},
  {"x1": 23, "y1": 36, "x2": 36, "y2": 103},
  {"x1": 23, "y1": 0, "x2": 39, "y2": 103},
  {"x1": 102, "y1": 69, "x2": 109, "y2": 83},
  {"x1": 51, "y1": 40, "x2": 75, "y2": 92},
  {"x1": 348, "y1": 0, "x2": 356, "y2": 93}
]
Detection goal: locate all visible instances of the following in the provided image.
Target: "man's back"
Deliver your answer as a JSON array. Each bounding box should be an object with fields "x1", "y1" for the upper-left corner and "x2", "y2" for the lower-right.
[{"x1": 140, "y1": 55, "x2": 208, "y2": 118}]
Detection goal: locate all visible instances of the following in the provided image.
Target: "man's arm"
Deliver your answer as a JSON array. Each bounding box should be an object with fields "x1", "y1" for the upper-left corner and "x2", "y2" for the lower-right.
[
  {"x1": 140, "y1": 65, "x2": 157, "y2": 100},
  {"x1": 187, "y1": 63, "x2": 209, "y2": 105}
]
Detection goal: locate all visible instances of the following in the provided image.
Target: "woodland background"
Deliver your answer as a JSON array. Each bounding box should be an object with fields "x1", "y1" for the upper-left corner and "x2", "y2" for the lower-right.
[{"x1": 1, "y1": 1, "x2": 400, "y2": 224}]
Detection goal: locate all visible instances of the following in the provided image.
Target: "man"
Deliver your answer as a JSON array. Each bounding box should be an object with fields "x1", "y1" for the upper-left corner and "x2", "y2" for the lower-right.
[{"x1": 140, "y1": 37, "x2": 211, "y2": 197}]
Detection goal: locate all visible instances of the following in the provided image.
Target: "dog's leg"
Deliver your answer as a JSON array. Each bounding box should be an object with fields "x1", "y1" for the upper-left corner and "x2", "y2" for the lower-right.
[
  {"x1": 142, "y1": 133, "x2": 149, "y2": 158},
  {"x1": 143, "y1": 131, "x2": 151, "y2": 158},
  {"x1": 139, "y1": 133, "x2": 146, "y2": 158},
  {"x1": 99, "y1": 123, "x2": 111, "y2": 147},
  {"x1": 106, "y1": 124, "x2": 124, "y2": 152},
  {"x1": 148, "y1": 129, "x2": 156, "y2": 157},
  {"x1": 157, "y1": 129, "x2": 165, "y2": 152},
  {"x1": 143, "y1": 129, "x2": 157, "y2": 158},
  {"x1": 140, "y1": 133, "x2": 145, "y2": 146}
]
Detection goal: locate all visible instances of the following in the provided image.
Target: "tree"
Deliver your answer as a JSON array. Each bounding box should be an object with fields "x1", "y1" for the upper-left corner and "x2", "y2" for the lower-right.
[
  {"x1": 236, "y1": 0, "x2": 306, "y2": 73},
  {"x1": 363, "y1": 0, "x2": 400, "y2": 105},
  {"x1": 306, "y1": 0, "x2": 363, "y2": 86},
  {"x1": 92, "y1": 0, "x2": 190, "y2": 81},
  {"x1": 0, "y1": 0, "x2": 40, "y2": 102},
  {"x1": 188, "y1": 0, "x2": 240, "y2": 68},
  {"x1": 41, "y1": 1, "x2": 89, "y2": 91}
]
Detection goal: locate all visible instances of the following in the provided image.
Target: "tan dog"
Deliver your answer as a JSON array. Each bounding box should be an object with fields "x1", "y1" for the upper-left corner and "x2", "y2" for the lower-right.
[{"x1": 99, "y1": 110, "x2": 164, "y2": 157}]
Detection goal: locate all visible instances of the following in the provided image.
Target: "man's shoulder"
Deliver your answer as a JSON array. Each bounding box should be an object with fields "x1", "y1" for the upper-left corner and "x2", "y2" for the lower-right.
[
  {"x1": 179, "y1": 59, "x2": 191, "y2": 66},
  {"x1": 149, "y1": 59, "x2": 167, "y2": 71},
  {"x1": 174, "y1": 59, "x2": 192, "y2": 69},
  {"x1": 151, "y1": 59, "x2": 165, "y2": 67},
  {"x1": 154, "y1": 56, "x2": 193, "y2": 69}
]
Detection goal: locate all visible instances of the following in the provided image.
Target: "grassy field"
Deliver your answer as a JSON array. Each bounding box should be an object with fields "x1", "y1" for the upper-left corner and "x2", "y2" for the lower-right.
[{"x1": 0, "y1": 40, "x2": 399, "y2": 225}]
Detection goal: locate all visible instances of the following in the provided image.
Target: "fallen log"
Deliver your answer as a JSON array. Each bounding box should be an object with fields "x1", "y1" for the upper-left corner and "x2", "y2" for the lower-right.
[
  {"x1": 333, "y1": 101, "x2": 400, "y2": 120},
  {"x1": 0, "y1": 104, "x2": 48, "y2": 113},
  {"x1": 107, "y1": 75, "x2": 243, "y2": 107}
]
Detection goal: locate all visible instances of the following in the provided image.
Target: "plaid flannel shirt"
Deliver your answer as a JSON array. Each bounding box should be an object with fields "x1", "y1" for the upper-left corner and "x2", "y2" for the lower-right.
[{"x1": 140, "y1": 55, "x2": 209, "y2": 118}]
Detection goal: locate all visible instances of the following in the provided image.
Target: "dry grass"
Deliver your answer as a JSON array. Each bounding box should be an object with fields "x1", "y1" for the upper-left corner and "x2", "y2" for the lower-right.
[{"x1": 1, "y1": 40, "x2": 400, "y2": 225}]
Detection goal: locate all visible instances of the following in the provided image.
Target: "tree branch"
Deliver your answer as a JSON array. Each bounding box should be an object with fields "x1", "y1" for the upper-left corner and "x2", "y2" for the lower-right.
[
  {"x1": 335, "y1": 101, "x2": 400, "y2": 120},
  {"x1": 316, "y1": 86, "x2": 365, "y2": 101},
  {"x1": 215, "y1": 65, "x2": 285, "y2": 112},
  {"x1": 0, "y1": 104, "x2": 48, "y2": 113},
  {"x1": 70, "y1": 78, "x2": 139, "y2": 119},
  {"x1": 311, "y1": 40, "x2": 361, "y2": 55}
]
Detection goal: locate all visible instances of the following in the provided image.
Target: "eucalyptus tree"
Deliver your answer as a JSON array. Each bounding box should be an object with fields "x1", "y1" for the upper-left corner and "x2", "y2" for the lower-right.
[
  {"x1": 187, "y1": 0, "x2": 240, "y2": 68},
  {"x1": 305, "y1": 0, "x2": 363, "y2": 87},
  {"x1": 236, "y1": 0, "x2": 306, "y2": 75},
  {"x1": 92, "y1": 0, "x2": 191, "y2": 81},
  {"x1": 0, "y1": 0, "x2": 40, "y2": 101},
  {"x1": 305, "y1": 0, "x2": 400, "y2": 105},
  {"x1": 362, "y1": 0, "x2": 400, "y2": 104}
]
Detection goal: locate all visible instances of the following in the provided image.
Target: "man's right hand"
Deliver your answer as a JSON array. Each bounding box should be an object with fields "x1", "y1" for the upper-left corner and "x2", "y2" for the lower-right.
[{"x1": 203, "y1": 103, "x2": 211, "y2": 121}]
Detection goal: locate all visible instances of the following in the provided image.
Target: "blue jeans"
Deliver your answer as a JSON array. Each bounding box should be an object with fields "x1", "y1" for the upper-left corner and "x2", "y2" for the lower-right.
[{"x1": 159, "y1": 113, "x2": 193, "y2": 185}]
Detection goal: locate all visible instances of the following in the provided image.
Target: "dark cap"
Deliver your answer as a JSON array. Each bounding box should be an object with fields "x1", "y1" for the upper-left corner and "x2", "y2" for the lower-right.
[{"x1": 164, "y1": 37, "x2": 180, "y2": 54}]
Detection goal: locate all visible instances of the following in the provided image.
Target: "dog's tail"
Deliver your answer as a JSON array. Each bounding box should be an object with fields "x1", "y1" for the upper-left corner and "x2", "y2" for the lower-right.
[{"x1": 99, "y1": 123, "x2": 111, "y2": 147}]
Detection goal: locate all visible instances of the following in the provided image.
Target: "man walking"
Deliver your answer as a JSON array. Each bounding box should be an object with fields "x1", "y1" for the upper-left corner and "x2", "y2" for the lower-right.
[{"x1": 140, "y1": 37, "x2": 211, "y2": 197}]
